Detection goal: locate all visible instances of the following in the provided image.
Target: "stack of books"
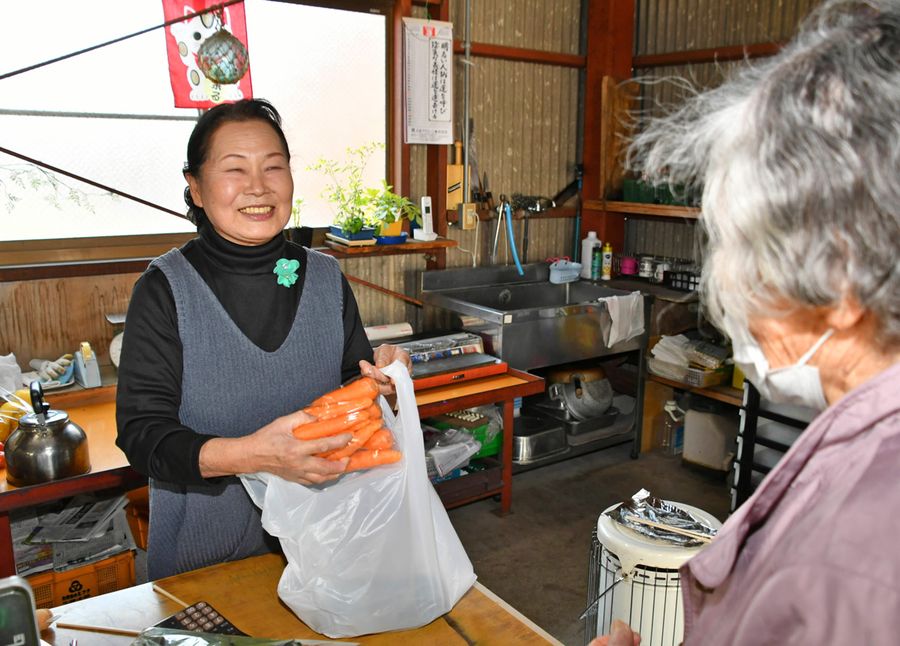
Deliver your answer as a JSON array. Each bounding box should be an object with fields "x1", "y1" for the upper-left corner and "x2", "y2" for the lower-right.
[{"x1": 325, "y1": 232, "x2": 377, "y2": 247}]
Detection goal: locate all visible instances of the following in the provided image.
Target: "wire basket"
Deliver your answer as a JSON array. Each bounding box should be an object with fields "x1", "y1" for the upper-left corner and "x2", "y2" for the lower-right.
[{"x1": 549, "y1": 258, "x2": 582, "y2": 284}]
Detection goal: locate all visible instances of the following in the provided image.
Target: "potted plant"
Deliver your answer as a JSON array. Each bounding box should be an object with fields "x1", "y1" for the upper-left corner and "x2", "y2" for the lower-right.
[
  {"x1": 308, "y1": 143, "x2": 380, "y2": 240},
  {"x1": 366, "y1": 180, "x2": 421, "y2": 239},
  {"x1": 308, "y1": 143, "x2": 420, "y2": 242}
]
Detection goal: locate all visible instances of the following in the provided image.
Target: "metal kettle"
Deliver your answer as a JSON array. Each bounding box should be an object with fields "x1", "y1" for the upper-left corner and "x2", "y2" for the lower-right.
[{"x1": 5, "y1": 381, "x2": 90, "y2": 486}]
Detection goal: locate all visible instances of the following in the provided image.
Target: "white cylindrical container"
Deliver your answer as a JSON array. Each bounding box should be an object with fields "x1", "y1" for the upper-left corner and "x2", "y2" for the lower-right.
[
  {"x1": 580, "y1": 231, "x2": 600, "y2": 279},
  {"x1": 590, "y1": 502, "x2": 722, "y2": 646}
]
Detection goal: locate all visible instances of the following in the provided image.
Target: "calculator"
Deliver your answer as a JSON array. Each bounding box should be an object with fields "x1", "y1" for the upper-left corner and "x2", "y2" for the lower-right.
[{"x1": 154, "y1": 600, "x2": 248, "y2": 635}]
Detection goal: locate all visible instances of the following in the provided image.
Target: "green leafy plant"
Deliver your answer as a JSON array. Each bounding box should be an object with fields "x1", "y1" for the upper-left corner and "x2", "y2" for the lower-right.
[
  {"x1": 366, "y1": 180, "x2": 421, "y2": 230},
  {"x1": 307, "y1": 142, "x2": 420, "y2": 234},
  {"x1": 290, "y1": 197, "x2": 304, "y2": 228}
]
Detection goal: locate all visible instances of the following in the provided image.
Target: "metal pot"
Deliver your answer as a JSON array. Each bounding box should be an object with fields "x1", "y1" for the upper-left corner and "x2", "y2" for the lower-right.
[
  {"x1": 548, "y1": 376, "x2": 614, "y2": 421},
  {"x1": 4, "y1": 382, "x2": 90, "y2": 486}
]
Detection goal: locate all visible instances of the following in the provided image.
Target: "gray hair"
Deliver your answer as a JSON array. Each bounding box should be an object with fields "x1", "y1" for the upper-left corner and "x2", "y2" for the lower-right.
[{"x1": 628, "y1": 0, "x2": 900, "y2": 347}]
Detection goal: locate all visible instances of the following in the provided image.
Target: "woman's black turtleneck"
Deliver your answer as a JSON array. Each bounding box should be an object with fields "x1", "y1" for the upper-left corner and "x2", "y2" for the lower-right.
[{"x1": 115, "y1": 219, "x2": 374, "y2": 484}]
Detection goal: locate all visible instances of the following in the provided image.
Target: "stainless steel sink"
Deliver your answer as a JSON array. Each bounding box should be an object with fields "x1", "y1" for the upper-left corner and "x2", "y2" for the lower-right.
[{"x1": 421, "y1": 264, "x2": 652, "y2": 370}]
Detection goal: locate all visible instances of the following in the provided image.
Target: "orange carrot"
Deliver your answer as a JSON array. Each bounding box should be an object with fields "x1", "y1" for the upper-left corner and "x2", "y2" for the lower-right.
[
  {"x1": 310, "y1": 377, "x2": 379, "y2": 407},
  {"x1": 303, "y1": 398, "x2": 372, "y2": 421},
  {"x1": 365, "y1": 402, "x2": 383, "y2": 420},
  {"x1": 344, "y1": 449, "x2": 402, "y2": 472},
  {"x1": 362, "y1": 428, "x2": 394, "y2": 451},
  {"x1": 292, "y1": 407, "x2": 375, "y2": 441},
  {"x1": 320, "y1": 419, "x2": 382, "y2": 460}
]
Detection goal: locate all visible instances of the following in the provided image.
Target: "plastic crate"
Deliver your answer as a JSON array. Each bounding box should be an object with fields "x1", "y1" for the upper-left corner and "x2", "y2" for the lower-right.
[
  {"x1": 663, "y1": 270, "x2": 701, "y2": 292},
  {"x1": 26, "y1": 550, "x2": 135, "y2": 608}
]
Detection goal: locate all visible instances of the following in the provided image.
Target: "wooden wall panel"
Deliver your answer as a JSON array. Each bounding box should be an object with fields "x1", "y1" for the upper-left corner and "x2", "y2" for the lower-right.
[
  {"x1": 338, "y1": 254, "x2": 426, "y2": 329},
  {"x1": 450, "y1": 0, "x2": 582, "y2": 55},
  {"x1": 0, "y1": 254, "x2": 428, "y2": 372},
  {"x1": 0, "y1": 273, "x2": 139, "y2": 368}
]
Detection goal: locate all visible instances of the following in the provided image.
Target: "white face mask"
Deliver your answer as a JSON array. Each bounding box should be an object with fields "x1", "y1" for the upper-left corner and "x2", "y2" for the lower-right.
[{"x1": 732, "y1": 328, "x2": 835, "y2": 411}]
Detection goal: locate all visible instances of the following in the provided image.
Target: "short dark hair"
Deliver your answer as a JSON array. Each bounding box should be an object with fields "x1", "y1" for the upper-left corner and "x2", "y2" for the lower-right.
[{"x1": 182, "y1": 98, "x2": 291, "y2": 224}]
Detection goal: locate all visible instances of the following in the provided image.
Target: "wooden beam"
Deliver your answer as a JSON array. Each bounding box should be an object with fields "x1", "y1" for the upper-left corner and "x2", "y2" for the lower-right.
[
  {"x1": 424, "y1": 0, "x2": 450, "y2": 270},
  {"x1": 345, "y1": 273, "x2": 424, "y2": 307},
  {"x1": 633, "y1": 42, "x2": 782, "y2": 69},
  {"x1": 581, "y1": 0, "x2": 634, "y2": 253},
  {"x1": 0, "y1": 259, "x2": 152, "y2": 282},
  {"x1": 390, "y1": 0, "x2": 412, "y2": 197},
  {"x1": 452, "y1": 41, "x2": 586, "y2": 68}
]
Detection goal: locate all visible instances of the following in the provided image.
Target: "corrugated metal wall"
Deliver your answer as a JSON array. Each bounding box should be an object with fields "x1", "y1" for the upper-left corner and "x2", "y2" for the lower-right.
[
  {"x1": 626, "y1": 0, "x2": 821, "y2": 261},
  {"x1": 409, "y1": 1, "x2": 581, "y2": 272}
]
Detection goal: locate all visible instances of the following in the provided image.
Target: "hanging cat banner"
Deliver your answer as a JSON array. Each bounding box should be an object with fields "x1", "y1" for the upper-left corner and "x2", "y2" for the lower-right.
[{"x1": 162, "y1": 0, "x2": 253, "y2": 108}]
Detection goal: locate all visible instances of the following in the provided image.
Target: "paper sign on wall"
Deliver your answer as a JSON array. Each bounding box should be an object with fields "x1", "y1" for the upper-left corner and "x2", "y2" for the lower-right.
[{"x1": 403, "y1": 18, "x2": 454, "y2": 144}]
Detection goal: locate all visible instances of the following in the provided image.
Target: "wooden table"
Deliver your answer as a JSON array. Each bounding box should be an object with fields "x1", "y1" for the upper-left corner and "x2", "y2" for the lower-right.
[
  {"x1": 0, "y1": 396, "x2": 146, "y2": 577},
  {"x1": 45, "y1": 553, "x2": 562, "y2": 645}
]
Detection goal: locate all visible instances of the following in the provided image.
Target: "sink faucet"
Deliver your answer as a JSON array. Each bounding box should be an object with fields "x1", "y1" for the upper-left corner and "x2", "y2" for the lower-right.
[
  {"x1": 511, "y1": 193, "x2": 556, "y2": 214},
  {"x1": 509, "y1": 194, "x2": 556, "y2": 264}
]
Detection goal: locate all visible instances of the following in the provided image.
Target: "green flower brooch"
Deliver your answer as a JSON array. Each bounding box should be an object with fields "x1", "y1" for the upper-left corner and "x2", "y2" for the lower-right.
[{"x1": 273, "y1": 258, "x2": 300, "y2": 288}]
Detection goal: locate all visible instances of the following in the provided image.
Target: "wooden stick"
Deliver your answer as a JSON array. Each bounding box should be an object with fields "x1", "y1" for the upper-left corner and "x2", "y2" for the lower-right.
[
  {"x1": 55, "y1": 622, "x2": 141, "y2": 637},
  {"x1": 152, "y1": 583, "x2": 190, "y2": 608},
  {"x1": 623, "y1": 514, "x2": 713, "y2": 543}
]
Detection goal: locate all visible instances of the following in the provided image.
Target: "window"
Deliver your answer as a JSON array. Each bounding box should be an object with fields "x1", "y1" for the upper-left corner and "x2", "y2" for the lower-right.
[{"x1": 0, "y1": 0, "x2": 386, "y2": 243}]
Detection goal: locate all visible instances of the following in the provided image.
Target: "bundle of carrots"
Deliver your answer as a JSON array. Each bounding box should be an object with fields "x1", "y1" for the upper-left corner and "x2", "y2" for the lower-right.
[{"x1": 293, "y1": 377, "x2": 402, "y2": 473}]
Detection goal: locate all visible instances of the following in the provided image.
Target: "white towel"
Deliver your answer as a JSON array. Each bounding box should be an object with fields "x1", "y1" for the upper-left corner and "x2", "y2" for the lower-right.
[{"x1": 602, "y1": 291, "x2": 645, "y2": 346}]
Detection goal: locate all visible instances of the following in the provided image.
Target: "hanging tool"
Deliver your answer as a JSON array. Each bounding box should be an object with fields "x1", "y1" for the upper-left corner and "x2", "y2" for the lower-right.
[
  {"x1": 483, "y1": 171, "x2": 494, "y2": 211},
  {"x1": 490, "y1": 195, "x2": 525, "y2": 275},
  {"x1": 447, "y1": 140, "x2": 465, "y2": 211}
]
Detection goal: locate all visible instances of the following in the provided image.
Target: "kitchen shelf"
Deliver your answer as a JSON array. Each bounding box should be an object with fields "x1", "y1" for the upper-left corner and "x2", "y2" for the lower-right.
[
  {"x1": 322, "y1": 237, "x2": 457, "y2": 258},
  {"x1": 585, "y1": 200, "x2": 700, "y2": 220},
  {"x1": 432, "y1": 458, "x2": 503, "y2": 509},
  {"x1": 647, "y1": 373, "x2": 743, "y2": 407}
]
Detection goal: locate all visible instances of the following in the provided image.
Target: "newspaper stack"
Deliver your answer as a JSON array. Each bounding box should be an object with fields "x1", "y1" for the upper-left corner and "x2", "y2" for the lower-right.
[{"x1": 12, "y1": 493, "x2": 136, "y2": 576}]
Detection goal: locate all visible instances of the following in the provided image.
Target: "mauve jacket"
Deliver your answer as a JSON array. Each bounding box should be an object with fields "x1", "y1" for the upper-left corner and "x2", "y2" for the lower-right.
[{"x1": 681, "y1": 361, "x2": 900, "y2": 645}]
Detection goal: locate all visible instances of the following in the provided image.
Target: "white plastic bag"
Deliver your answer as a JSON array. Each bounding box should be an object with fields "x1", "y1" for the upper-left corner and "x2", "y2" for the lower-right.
[{"x1": 241, "y1": 361, "x2": 476, "y2": 638}]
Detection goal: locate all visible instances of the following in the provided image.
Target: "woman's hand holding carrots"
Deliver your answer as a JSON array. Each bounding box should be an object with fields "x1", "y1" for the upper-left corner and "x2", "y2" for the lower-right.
[
  {"x1": 292, "y1": 377, "x2": 402, "y2": 473},
  {"x1": 199, "y1": 408, "x2": 351, "y2": 484},
  {"x1": 359, "y1": 344, "x2": 412, "y2": 398}
]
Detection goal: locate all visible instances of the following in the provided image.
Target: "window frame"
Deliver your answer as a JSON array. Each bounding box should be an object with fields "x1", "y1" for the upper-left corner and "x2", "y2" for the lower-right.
[{"x1": 1, "y1": 0, "x2": 404, "y2": 272}]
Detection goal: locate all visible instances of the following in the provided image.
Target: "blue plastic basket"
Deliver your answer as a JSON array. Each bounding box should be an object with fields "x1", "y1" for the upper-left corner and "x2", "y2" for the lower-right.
[{"x1": 549, "y1": 259, "x2": 582, "y2": 284}]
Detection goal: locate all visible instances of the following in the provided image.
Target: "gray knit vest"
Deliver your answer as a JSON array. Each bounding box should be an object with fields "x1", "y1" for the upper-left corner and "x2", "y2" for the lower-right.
[{"x1": 146, "y1": 247, "x2": 343, "y2": 579}]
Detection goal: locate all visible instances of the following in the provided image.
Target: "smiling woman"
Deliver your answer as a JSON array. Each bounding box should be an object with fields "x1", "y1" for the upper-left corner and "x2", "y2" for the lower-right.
[
  {"x1": 114, "y1": 97, "x2": 411, "y2": 579},
  {"x1": 0, "y1": 0, "x2": 387, "y2": 250},
  {"x1": 183, "y1": 111, "x2": 294, "y2": 246}
]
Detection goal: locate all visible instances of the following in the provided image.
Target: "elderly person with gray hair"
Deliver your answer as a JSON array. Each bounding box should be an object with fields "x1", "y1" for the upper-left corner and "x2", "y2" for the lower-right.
[{"x1": 591, "y1": 1, "x2": 900, "y2": 645}]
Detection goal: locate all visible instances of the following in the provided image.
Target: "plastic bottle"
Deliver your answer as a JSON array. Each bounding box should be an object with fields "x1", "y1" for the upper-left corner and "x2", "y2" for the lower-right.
[
  {"x1": 591, "y1": 246, "x2": 602, "y2": 280},
  {"x1": 580, "y1": 231, "x2": 600, "y2": 279},
  {"x1": 662, "y1": 400, "x2": 685, "y2": 455},
  {"x1": 600, "y1": 242, "x2": 613, "y2": 281}
]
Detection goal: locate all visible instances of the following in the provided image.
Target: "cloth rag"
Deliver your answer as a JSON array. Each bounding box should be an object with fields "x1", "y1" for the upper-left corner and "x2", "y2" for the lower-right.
[{"x1": 601, "y1": 291, "x2": 645, "y2": 346}]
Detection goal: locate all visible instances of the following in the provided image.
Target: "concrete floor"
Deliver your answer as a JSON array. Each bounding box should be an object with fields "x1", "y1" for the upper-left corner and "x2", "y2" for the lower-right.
[
  {"x1": 447, "y1": 444, "x2": 731, "y2": 646},
  {"x1": 134, "y1": 444, "x2": 731, "y2": 646}
]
